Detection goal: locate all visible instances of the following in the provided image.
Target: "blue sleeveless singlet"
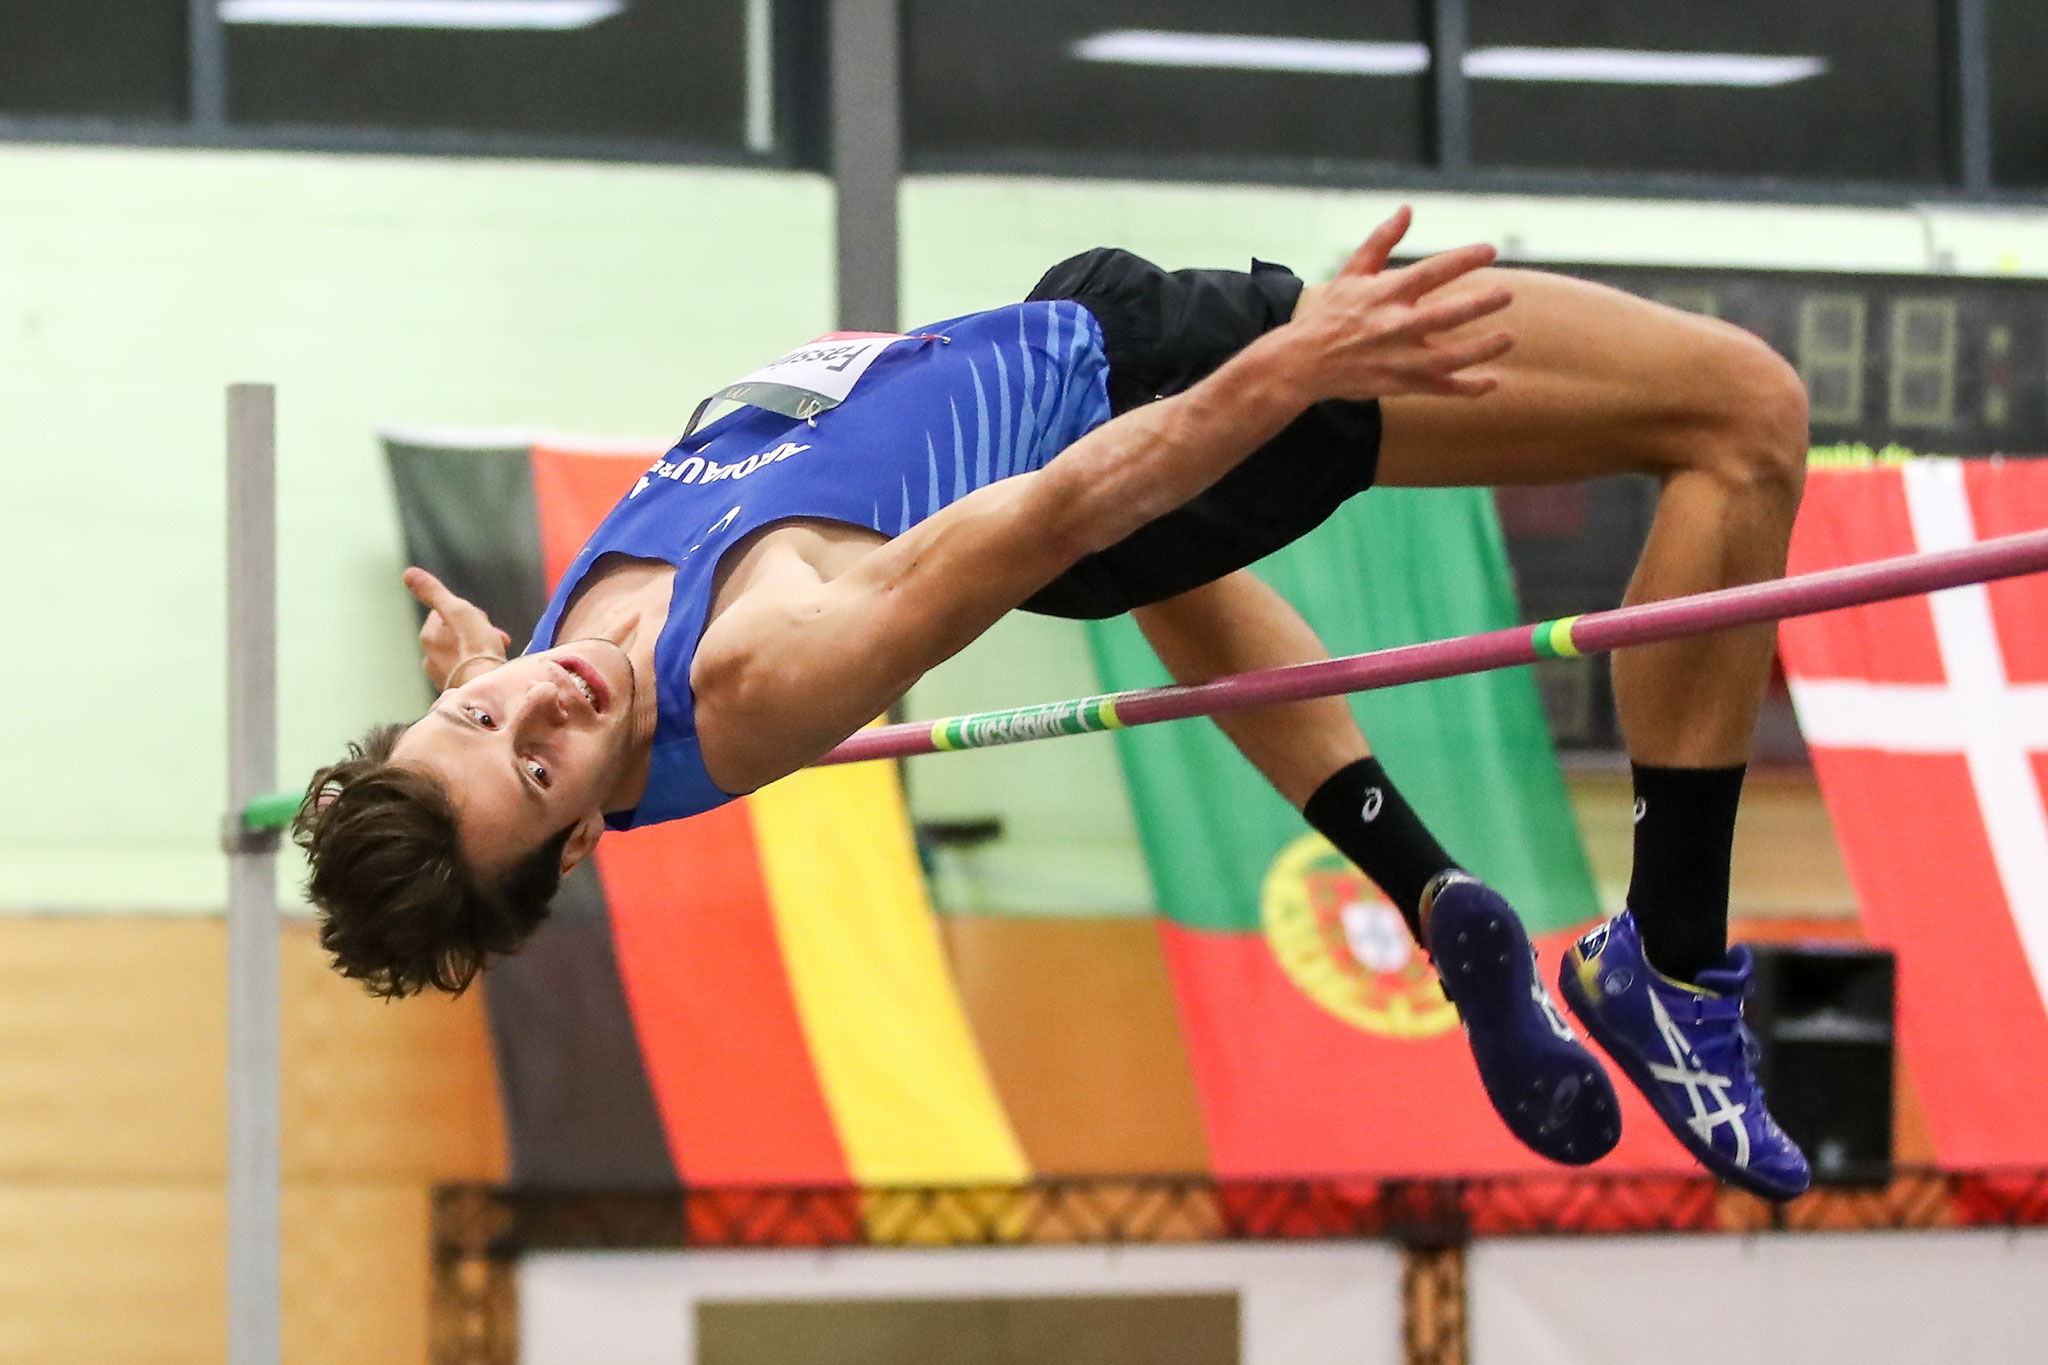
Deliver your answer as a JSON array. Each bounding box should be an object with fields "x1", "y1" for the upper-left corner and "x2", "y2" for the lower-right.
[{"x1": 529, "y1": 300, "x2": 1113, "y2": 828}]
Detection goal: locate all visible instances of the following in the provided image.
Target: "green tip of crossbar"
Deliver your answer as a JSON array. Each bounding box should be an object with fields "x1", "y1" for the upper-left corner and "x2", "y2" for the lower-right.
[{"x1": 240, "y1": 790, "x2": 300, "y2": 832}]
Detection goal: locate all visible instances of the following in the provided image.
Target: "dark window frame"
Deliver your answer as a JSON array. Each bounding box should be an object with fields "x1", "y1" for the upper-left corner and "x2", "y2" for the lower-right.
[{"x1": 0, "y1": 0, "x2": 2037, "y2": 204}]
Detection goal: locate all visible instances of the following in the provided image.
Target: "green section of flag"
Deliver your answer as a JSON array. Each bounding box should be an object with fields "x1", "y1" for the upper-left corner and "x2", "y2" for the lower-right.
[{"x1": 1085, "y1": 487, "x2": 1599, "y2": 935}]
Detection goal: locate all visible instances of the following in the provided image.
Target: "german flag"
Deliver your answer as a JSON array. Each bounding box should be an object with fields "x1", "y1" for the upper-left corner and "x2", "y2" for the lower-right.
[{"x1": 387, "y1": 431, "x2": 1023, "y2": 1203}]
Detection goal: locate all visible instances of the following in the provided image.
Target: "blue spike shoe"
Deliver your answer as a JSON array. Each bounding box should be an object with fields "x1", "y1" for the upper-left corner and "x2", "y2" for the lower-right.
[
  {"x1": 1422, "y1": 872, "x2": 1620, "y2": 1166},
  {"x1": 1558, "y1": 910, "x2": 1811, "y2": 1201}
]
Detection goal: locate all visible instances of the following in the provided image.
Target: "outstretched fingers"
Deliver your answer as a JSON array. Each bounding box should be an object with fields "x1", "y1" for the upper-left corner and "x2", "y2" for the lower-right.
[
  {"x1": 404, "y1": 565, "x2": 494, "y2": 630},
  {"x1": 1396, "y1": 329, "x2": 1515, "y2": 395},
  {"x1": 1393, "y1": 283, "x2": 1515, "y2": 342},
  {"x1": 1384, "y1": 242, "x2": 1499, "y2": 303},
  {"x1": 1338, "y1": 205, "x2": 1414, "y2": 278},
  {"x1": 403, "y1": 565, "x2": 455, "y2": 612}
]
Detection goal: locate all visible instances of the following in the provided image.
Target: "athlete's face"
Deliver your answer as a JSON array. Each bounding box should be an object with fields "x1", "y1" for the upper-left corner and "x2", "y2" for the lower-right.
[{"x1": 389, "y1": 643, "x2": 640, "y2": 880}]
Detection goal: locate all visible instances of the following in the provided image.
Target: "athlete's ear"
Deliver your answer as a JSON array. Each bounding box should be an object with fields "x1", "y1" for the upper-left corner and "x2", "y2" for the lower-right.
[{"x1": 560, "y1": 810, "x2": 606, "y2": 876}]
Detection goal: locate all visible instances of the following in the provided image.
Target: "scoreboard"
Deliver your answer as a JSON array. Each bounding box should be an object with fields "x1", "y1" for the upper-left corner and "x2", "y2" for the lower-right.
[{"x1": 1551, "y1": 262, "x2": 2048, "y2": 456}]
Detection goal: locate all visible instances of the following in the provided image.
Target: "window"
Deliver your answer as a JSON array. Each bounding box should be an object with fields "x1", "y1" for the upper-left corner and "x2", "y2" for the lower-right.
[
  {"x1": 223, "y1": 0, "x2": 746, "y2": 145},
  {"x1": 0, "y1": 0, "x2": 187, "y2": 121},
  {"x1": 1991, "y1": 0, "x2": 2048, "y2": 188},
  {"x1": 1466, "y1": 0, "x2": 1946, "y2": 182},
  {"x1": 905, "y1": 0, "x2": 1428, "y2": 168}
]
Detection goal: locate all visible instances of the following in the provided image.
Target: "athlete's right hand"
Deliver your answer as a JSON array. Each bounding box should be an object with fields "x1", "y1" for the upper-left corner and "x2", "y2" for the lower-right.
[
  {"x1": 403, "y1": 566, "x2": 514, "y2": 692},
  {"x1": 1284, "y1": 207, "x2": 1514, "y2": 402}
]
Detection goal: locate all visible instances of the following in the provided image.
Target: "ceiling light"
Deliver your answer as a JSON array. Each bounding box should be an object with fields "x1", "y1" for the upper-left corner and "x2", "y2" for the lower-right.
[
  {"x1": 1073, "y1": 31, "x2": 1429, "y2": 76},
  {"x1": 1073, "y1": 30, "x2": 1828, "y2": 89},
  {"x1": 218, "y1": 0, "x2": 625, "y2": 30},
  {"x1": 1465, "y1": 47, "x2": 1827, "y2": 87}
]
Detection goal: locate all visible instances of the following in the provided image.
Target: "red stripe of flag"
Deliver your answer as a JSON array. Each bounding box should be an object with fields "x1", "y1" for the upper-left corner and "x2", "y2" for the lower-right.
[
  {"x1": 1782, "y1": 467, "x2": 1945, "y2": 684},
  {"x1": 595, "y1": 811, "x2": 852, "y2": 1184},
  {"x1": 528, "y1": 443, "x2": 850, "y2": 1185}
]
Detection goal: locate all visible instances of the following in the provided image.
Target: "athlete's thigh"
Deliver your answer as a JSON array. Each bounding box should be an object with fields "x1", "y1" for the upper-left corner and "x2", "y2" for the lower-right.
[{"x1": 1375, "y1": 266, "x2": 1770, "y2": 488}]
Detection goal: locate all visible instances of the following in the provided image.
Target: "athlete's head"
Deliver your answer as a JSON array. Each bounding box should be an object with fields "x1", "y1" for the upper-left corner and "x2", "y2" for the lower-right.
[{"x1": 294, "y1": 643, "x2": 641, "y2": 996}]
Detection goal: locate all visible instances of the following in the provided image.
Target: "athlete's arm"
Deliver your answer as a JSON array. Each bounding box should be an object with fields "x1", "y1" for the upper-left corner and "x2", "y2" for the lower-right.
[{"x1": 693, "y1": 212, "x2": 1512, "y2": 791}]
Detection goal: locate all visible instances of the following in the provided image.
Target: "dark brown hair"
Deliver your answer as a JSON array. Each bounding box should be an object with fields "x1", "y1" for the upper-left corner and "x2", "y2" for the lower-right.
[{"x1": 292, "y1": 722, "x2": 575, "y2": 998}]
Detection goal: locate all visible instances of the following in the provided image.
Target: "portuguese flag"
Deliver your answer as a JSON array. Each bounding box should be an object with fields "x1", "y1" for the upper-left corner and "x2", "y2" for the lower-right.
[{"x1": 1086, "y1": 488, "x2": 1692, "y2": 1176}]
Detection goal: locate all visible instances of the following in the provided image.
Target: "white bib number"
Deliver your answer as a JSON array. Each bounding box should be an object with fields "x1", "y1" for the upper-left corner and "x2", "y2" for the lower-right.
[{"x1": 684, "y1": 331, "x2": 923, "y2": 436}]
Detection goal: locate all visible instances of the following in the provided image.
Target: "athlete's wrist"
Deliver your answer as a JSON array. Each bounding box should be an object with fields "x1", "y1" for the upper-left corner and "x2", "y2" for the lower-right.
[{"x1": 1221, "y1": 325, "x2": 1323, "y2": 414}]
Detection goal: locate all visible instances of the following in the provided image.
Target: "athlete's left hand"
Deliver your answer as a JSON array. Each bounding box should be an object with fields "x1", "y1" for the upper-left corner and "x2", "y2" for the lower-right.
[
  {"x1": 403, "y1": 566, "x2": 514, "y2": 691},
  {"x1": 1287, "y1": 206, "x2": 1515, "y2": 402}
]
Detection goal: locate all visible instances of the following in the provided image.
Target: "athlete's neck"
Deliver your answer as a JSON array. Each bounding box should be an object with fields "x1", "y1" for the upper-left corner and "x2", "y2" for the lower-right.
[
  {"x1": 557, "y1": 553, "x2": 675, "y2": 808},
  {"x1": 558, "y1": 552, "x2": 675, "y2": 647}
]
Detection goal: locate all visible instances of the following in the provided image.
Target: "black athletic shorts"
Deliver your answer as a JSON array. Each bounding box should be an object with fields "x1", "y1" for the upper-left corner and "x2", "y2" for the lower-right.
[{"x1": 1018, "y1": 247, "x2": 1383, "y2": 620}]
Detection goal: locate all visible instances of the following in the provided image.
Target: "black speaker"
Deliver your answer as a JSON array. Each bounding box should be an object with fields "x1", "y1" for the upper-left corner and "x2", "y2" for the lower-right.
[{"x1": 1746, "y1": 944, "x2": 1896, "y2": 1185}]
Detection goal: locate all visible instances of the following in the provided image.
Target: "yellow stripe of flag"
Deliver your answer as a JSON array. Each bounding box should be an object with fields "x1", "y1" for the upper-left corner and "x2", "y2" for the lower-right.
[{"x1": 749, "y1": 761, "x2": 1029, "y2": 1188}]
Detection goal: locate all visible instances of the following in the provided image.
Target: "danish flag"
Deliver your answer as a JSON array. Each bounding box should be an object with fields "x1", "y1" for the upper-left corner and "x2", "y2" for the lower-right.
[{"x1": 1778, "y1": 458, "x2": 2048, "y2": 1165}]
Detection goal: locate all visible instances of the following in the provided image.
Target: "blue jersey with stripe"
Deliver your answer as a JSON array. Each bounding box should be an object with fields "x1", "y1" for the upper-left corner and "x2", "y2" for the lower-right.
[{"x1": 531, "y1": 299, "x2": 1113, "y2": 828}]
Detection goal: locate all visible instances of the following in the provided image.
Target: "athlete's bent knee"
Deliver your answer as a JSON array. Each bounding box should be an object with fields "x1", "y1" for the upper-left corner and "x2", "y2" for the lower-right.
[{"x1": 1698, "y1": 331, "x2": 1808, "y2": 520}]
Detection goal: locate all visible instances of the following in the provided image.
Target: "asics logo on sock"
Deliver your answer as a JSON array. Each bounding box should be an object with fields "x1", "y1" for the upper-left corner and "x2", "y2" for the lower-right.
[
  {"x1": 1360, "y1": 788, "x2": 1384, "y2": 822},
  {"x1": 1633, "y1": 797, "x2": 1647, "y2": 824},
  {"x1": 1646, "y1": 989, "x2": 1750, "y2": 1167}
]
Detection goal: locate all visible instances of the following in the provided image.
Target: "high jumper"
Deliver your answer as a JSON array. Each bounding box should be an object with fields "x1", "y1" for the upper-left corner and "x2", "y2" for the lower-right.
[{"x1": 298, "y1": 209, "x2": 1815, "y2": 1198}]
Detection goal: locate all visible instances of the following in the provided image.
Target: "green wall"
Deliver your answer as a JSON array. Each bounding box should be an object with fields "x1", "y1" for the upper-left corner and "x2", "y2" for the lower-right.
[
  {"x1": 1, "y1": 145, "x2": 833, "y2": 910},
  {"x1": 7, "y1": 141, "x2": 2048, "y2": 912}
]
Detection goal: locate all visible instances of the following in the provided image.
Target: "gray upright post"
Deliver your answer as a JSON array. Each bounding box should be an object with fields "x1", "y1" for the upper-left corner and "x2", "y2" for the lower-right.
[
  {"x1": 188, "y1": 0, "x2": 228, "y2": 131},
  {"x1": 223, "y1": 383, "x2": 281, "y2": 1365},
  {"x1": 745, "y1": 0, "x2": 776, "y2": 154},
  {"x1": 1430, "y1": 0, "x2": 1471, "y2": 175},
  {"x1": 1955, "y1": 0, "x2": 1994, "y2": 195},
  {"x1": 830, "y1": 0, "x2": 900, "y2": 333}
]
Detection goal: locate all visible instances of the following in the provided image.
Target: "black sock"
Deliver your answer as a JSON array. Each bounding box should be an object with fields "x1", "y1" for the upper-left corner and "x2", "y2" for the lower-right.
[
  {"x1": 1626, "y1": 763, "x2": 1746, "y2": 983},
  {"x1": 1302, "y1": 756, "x2": 1459, "y2": 941}
]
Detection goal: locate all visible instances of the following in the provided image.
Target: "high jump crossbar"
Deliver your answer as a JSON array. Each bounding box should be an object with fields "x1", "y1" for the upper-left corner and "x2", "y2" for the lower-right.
[
  {"x1": 233, "y1": 525, "x2": 2048, "y2": 833},
  {"x1": 817, "y1": 526, "x2": 2048, "y2": 766}
]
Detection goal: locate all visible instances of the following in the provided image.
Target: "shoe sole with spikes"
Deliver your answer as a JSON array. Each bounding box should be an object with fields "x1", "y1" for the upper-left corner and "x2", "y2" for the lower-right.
[{"x1": 1425, "y1": 874, "x2": 1620, "y2": 1166}]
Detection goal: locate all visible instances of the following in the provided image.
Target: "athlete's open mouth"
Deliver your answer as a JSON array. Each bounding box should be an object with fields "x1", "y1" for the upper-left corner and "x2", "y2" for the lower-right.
[{"x1": 557, "y1": 655, "x2": 611, "y2": 715}]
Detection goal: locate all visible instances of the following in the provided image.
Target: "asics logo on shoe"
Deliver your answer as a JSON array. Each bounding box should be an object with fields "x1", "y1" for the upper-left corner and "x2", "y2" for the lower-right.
[
  {"x1": 1646, "y1": 990, "x2": 1750, "y2": 1167},
  {"x1": 1576, "y1": 922, "x2": 1611, "y2": 958},
  {"x1": 1360, "y1": 788, "x2": 1384, "y2": 822},
  {"x1": 1531, "y1": 977, "x2": 1577, "y2": 1042}
]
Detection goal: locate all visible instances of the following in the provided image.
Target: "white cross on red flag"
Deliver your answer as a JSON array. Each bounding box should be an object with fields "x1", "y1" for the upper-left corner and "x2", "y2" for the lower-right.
[{"x1": 1779, "y1": 457, "x2": 2048, "y2": 1166}]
